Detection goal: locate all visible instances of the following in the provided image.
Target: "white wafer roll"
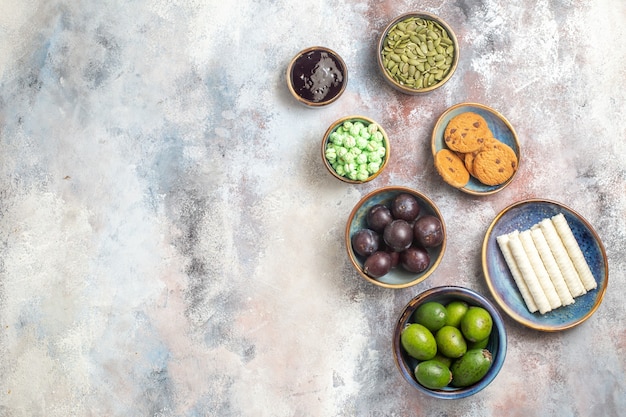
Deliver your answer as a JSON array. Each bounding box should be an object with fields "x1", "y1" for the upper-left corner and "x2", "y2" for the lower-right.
[
  {"x1": 519, "y1": 230, "x2": 562, "y2": 310},
  {"x1": 537, "y1": 218, "x2": 586, "y2": 297},
  {"x1": 530, "y1": 227, "x2": 575, "y2": 306},
  {"x1": 508, "y1": 232, "x2": 552, "y2": 314},
  {"x1": 497, "y1": 231, "x2": 538, "y2": 313},
  {"x1": 551, "y1": 213, "x2": 597, "y2": 291}
]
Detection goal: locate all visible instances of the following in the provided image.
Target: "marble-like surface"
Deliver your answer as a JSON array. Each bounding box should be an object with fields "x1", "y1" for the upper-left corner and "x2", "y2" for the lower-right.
[{"x1": 1, "y1": 0, "x2": 625, "y2": 416}]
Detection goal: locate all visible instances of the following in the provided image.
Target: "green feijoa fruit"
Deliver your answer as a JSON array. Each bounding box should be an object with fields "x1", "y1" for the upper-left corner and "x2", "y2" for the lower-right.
[
  {"x1": 468, "y1": 337, "x2": 489, "y2": 350},
  {"x1": 461, "y1": 306, "x2": 493, "y2": 342},
  {"x1": 413, "y1": 301, "x2": 448, "y2": 332},
  {"x1": 450, "y1": 349, "x2": 493, "y2": 387},
  {"x1": 400, "y1": 323, "x2": 437, "y2": 360},
  {"x1": 414, "y1": 360, "x2": 453, "y2": 389},
  {"x1": 435, "y1": 325, "x2": 467, "y2": 359},
  {"x1": 445, "y1": 300, "x2": 469, "y2": 328},
  {"x1": 432, "y1": 352, "x2": 453, "y2": 368}
]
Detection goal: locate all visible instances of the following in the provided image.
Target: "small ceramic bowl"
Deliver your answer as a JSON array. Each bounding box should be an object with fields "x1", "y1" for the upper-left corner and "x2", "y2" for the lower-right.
[
  {"x1": 322, "y1": 115, "x2": 390, "y2": 184},
  {"x1": 431, "y1": 102, "x2": 521, "y2": 195},
  {"x1": 286, "y1": 46, "x2": 348, "y2": 107},
  {"x1": 393, "y1": 286, "x2": 507, "y2": 399},
  {"x1": 377, "y1": 12, "x2": 459, "y2": 94},
  {"x1": 345, "y1": 186, "x2": 446, "y2": 288}
]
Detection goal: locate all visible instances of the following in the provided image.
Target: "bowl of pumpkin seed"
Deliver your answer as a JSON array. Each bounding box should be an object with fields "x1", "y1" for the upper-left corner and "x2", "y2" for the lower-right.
[{"x1": 377, "y1": 12, "x2": 459, "y2": 94}]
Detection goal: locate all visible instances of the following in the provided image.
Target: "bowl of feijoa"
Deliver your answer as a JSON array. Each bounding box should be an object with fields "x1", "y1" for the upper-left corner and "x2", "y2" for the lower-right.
[{"x1": 393, "y1": 286, "x2": 507, "y2": 399}]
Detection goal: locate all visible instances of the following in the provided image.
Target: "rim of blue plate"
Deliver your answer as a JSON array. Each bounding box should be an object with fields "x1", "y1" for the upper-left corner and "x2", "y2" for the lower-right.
[
  {"x1": 481, "y1": 198, "x2": 609, "y2": 331},
  {"x1": 431, "y1": 102, "x2": 520, "y2": 195}
]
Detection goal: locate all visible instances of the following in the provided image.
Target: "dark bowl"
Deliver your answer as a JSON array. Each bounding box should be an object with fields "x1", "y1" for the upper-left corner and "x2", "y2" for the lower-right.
[{"x1": 393, "y1": 286, "x2": 507, "y2": 399}]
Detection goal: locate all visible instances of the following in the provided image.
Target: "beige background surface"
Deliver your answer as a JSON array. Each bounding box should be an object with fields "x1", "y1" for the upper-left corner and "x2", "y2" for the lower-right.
[{"x1": 0, "y1": 0, "x2": 624, "y2": 416}]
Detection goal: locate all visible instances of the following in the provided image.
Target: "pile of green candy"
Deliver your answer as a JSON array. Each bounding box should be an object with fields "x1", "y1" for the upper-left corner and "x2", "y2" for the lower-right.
[{"x1": 324, "y1": 120, "x2": 387, "y2": 181}]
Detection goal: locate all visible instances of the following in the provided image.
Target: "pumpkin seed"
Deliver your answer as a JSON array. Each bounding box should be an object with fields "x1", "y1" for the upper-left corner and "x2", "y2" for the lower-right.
[{"x1": 381, "y1": 15, "x2": 456, "y2": 89}]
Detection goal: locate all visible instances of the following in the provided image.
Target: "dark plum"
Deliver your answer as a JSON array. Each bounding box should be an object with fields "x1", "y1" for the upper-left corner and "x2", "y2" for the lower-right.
[
  {"x1": 387, "y1": 250, "x2": 400, "y2": 268},
  {"x1": 363, "y1": 251, "x2": 393, "y2": 278},
  {"x1": 400, "y1": 247, "x2": 431, "y2": 273},
  {"x1": 414, "y1": 215, "x2": 444, "y2": 247},
  {"x1": 366, "y1": 204, "x2": 394, "y2": 233},
  {"x1": 351, "y1": 229, "x2": 380, "y2": 257},
  {"x1": 383, "y1": 219, "x2": 413, "y2": 252},
  {"x1": 391, "y1": 193, "x2": 421, "y2": 222},
  {"x1": 378, "y1": 241, "x2": 400, "y2": 269}
]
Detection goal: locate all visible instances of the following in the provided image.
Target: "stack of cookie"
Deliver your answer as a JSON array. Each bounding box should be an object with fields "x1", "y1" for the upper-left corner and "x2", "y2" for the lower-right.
[{"x1": 435, "y1": 112, "x2": 518, "y2": 188}]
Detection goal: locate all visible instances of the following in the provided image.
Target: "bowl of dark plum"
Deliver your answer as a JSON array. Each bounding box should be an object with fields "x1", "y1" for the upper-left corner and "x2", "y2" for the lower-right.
[{"x1": 345, "y1": 186, "x2": 447, "y2": 288}]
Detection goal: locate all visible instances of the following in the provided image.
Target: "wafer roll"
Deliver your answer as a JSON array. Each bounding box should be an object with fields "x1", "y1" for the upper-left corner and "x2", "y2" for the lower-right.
[
  {"x1": 537, "y1": 218, "x2": 586, "y2": 297},
  {"x1": 519, "y1": 230, "x2": 562, "y2": 310},
  {"x1": 497, "y1": 231, "x2": 538, "y2": 313},
  {"x1": 551, "y1": 213, "x2": 597, "y2": 291},
  {"x1": 530, "y1": 227, "x2": 575, "y2": 306},
  {"x1": 508, "y1": 231, "x2": 552, "y2": 314}
]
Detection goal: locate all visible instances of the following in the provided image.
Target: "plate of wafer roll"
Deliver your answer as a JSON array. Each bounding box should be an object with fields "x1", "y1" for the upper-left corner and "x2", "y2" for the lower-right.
[{"x1": 482, "y1": 199, "x2": 608, "y2": 331}]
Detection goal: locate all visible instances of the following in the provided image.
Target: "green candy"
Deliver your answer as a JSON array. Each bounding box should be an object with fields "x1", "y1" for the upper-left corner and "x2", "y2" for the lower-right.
[{"x1": 325, "y1": 121, "x2": 386, "y2": 181}]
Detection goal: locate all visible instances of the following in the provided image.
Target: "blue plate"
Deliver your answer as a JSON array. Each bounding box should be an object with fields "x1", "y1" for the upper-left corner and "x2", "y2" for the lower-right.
[
  {"x1": 482, "y1": 199, "x2": 608, "y2": 331},
  {"x1": 431, "y1": 102, "x2": 520, "y2": 195}
]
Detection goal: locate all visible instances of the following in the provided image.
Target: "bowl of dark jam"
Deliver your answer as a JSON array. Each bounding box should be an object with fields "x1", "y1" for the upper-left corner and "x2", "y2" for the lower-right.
[{"x1": 287, "y1": 46, "x2": 348, "y2": 107}]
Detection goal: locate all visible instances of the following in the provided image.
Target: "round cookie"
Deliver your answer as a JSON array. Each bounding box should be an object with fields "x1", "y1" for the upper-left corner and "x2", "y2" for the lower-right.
[
  {"x1": 435, "y1": 149, "x2": 470, "y2": 188},
  {"x1": 472, "y1": 141, "x2": 518, "y2": 186},
  {"x1": 464, "y1": 136, "x2": 500, "y2": 176},
  {"x1": 444, "y1": 112, "x2": 492, "y2": 153},
  {"x1": 464, "y1": 152, "x2": 476, "y2": 176}
]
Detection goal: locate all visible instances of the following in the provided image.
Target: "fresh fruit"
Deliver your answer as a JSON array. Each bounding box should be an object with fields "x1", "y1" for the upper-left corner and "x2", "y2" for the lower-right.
[
  {"x1": 445, "y1": 300, "x2": 469, "y2": 328},
  {"x1": 399, "y1": 247, "x2": 430, "y2": 273},
  {"x1": 399, "y1": 297, "x2": 499, "y2": 391},
  {"x1": 400, "y1": 323, "x2": 437, "y2": 361},
  {"x1": 413, "y1": 301, "x2": 448, "y2": 332},
  {"x1": 450, "y1": 349, "x2": 493, "y2": 387},
  {"x1": 461, "y1": 306, "x2": 493, "y2": 342},
  {"x1": 391, "y1": 193, "x2": 421, "y2": 222},
  {"x1": 432, "y1": 352, "x2": 453, "y2": 368},
  {"x1": 350, "y1": 193, "x2": 445, "y2": 280},
  {"x1": 363, "y1": 251, "x2": 392, "y2": 278},
  {"x1": 414, "y1": 215, "x2": 444, "y2": 247},
  {"x1": 435, "y1": 325, "x2": 467, "y2": 359},
  {"x1": 468, "y1": 337, "x2": 489, "y2": 350},
  {"x1": 383, "y1": 219, "x2": 413, "y2": 252},
  {"x1": 414, "y1": 360, "x2": 453, "y2": 389},
  {"x1": 366, "y1": 204, "x2": 394, "y2": 233},
  {"x1": 351, "y1": 229, "x2": 380, "y2": 257},
  {"x1": 386, "y1": 250, "x2": 400, "y2": 268}
]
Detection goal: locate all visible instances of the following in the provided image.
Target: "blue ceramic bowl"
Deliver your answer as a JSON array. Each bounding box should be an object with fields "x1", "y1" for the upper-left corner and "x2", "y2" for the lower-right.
[
  {"x1": 431, "y1": 102, "x2": 520, "y2": 195},
  {"x1": 345, "y1": 186, "x2": 446, "y2": 288},
  {"x1": 482, "y1": 199, "x2": 608, "y2": 331},
  {"x1": 393, "y1": 286, "x2": 507, "y2": 399}
]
